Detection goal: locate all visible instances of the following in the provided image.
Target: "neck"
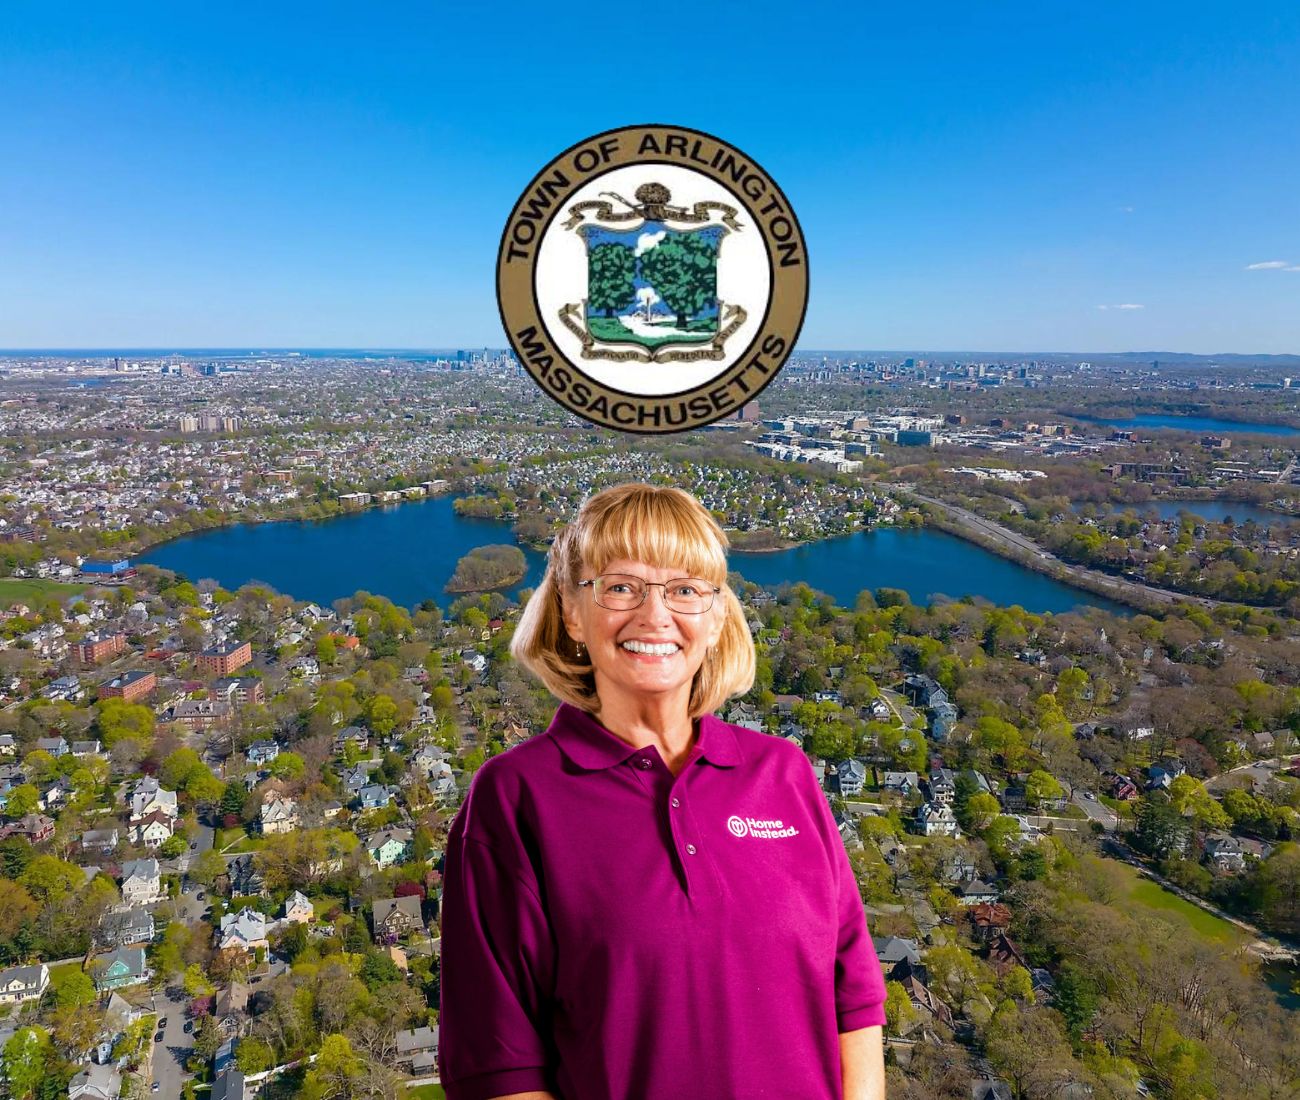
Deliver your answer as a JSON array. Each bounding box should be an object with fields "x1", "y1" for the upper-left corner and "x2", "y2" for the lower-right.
[{"x1": 593, "y1": 683, "x2": 696, "y2": 773}]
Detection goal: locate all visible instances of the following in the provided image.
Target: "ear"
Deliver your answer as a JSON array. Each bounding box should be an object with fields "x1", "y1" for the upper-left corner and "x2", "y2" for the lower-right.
[
  {"x1": 560, "y1": 586, "x2": 585, "y2": 645},
  {"x1": 706, "y1": 599, "x2": 725, "y2": 649}
]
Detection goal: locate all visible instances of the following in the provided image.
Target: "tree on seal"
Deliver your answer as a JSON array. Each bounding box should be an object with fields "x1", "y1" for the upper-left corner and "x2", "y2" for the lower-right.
[
  {"x1": 638, "y1": 232, "x2": 718, "y2": 330},
  {"x1": 588, "y1": 242, "x2": 637, "y2": 318}
]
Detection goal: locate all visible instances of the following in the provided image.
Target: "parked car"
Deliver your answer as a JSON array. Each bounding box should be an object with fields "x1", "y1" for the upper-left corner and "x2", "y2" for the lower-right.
[
  {"x1": 154, "y1": 1031, "x2": 164, "y2": 1043},
  {"x1": 183, "y1": 1020, "x2": 193, "y2": 1034}
]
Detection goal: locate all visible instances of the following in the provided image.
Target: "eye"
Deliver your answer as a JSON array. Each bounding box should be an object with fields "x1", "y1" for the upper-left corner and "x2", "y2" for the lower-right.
[
  {"x1": 604, "y1": 581, "x2": 636, "y2": 595},
  {"x1": 671, "y1": 582, "x2": 702, "y2": 597}
]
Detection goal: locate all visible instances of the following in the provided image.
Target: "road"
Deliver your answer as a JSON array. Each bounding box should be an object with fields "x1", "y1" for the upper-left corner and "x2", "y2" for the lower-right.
[
  {"x1": 149, "y1": 985, "x2": 196, "y2": 1098},
  {"x1": 1204, "y1": 752, "x2": 1300, "y2": 794},
  {"x1": 1070, "y1": 789, "x2": 1119, "y2": 832},
  {"x1": 889, "y1": 486, "x2": 1222, "y2": 611}
]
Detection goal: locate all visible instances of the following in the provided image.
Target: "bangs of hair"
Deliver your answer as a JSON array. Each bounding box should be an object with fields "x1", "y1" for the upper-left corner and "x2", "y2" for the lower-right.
[{"x1": 574, "y1": 486, "x2": 729, "y2": 584}]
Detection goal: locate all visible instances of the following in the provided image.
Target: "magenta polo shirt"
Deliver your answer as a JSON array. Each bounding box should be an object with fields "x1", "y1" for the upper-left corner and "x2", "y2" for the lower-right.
[{"x1": 438, "y1": 702, "x2": 887, "y2": 1100}]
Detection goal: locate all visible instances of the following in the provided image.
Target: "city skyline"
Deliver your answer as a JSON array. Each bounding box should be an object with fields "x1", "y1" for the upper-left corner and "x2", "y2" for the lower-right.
[{"x1": 2, "y1": 3, "x2": 1298, "y2": 352}]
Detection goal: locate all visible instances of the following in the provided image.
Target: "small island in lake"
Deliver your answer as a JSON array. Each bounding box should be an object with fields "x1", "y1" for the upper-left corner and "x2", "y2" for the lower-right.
[{"x1": 446, "y1": 544, "x2": 528, "y2": 593}]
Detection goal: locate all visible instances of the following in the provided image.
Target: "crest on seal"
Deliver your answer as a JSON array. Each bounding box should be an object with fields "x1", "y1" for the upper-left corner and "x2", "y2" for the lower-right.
[{"x1": 557, "y1": 182, "x2": 747, "y2": 363}]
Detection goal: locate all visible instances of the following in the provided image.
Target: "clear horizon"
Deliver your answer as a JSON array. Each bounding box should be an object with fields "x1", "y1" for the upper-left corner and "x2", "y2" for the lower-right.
[{"x1": 2, "y1": 3, "x2": 1298, "y2": 353}]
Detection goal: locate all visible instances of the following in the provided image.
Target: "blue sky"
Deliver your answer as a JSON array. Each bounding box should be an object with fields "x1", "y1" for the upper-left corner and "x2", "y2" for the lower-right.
[{"x1": 1, "y1": 2, "x2": 1298, "y2": 353}]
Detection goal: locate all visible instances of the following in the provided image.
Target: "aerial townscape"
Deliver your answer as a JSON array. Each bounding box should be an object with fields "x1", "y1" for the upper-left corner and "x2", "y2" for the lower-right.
[{"x1": 0, "y1": 350, "x2": 1296, "y2": 1099}]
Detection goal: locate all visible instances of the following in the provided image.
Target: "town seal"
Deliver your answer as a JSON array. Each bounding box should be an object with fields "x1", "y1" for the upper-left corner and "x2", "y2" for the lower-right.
[{"x1": 497, "y1": 124, "x2": 808, "y2": 433}]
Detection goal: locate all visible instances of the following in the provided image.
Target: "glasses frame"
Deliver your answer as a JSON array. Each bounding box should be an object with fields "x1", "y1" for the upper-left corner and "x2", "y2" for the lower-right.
[{"x1": 578, "y1": 573, "x2": 722, "y2": 615}]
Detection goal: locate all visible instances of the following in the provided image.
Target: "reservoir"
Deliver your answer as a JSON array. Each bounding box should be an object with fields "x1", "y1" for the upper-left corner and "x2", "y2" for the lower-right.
[
  {"x1": 139, "y1": 495, "x2": 1130, "y2": 616},
  {"x1": 1072, "y1": 413, "x2": 1300, "y2": 437},
  {"x1": 1078, "y1": 500, "x2": 1291, "y2": 525}
]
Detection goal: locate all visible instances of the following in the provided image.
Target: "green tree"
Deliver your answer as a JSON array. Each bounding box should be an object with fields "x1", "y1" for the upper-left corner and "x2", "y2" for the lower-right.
[
  {"x1": 1, "y1": 1027, "x2": 50, "y2": 1100},
  {"x1": 638, "y1": 232, "x2": 718, "y2": 328},
  {"x1": 159, "y1": 834, "x2": 187, "y2": 859},
  {"x1": 269, "y1": 752, "x2": 305, "y2": 781},
  {"x1": 19, "y1": 854, "x2": 82, "y2": 902},
  {"x1": 365, "y1": 694, "x2": 399, "y2": 737},
  {"x1": 53, "y1": 969, "x2": 96, "y2": 1009},
  {"x1": 96, "y1": 698, "x2": 155, "y2": 749},
  {"x1": 1024, "y1": 769, "x2": 1064, "y2": 808},
  {"x1": 4, "y1": 783, "x2": 39, "y2": 818},
  {"x1": 235, "y1": 1038, "x2": 276, "y2": 1075},
  {"x1": 587, "y1": 240, "x2": 637, "y2": 317}
]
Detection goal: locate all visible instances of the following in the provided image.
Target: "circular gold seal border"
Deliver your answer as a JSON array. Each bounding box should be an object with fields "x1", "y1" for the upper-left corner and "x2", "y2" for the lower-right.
[{"x1": 497, "y1": 123, "x2": 809, "y2": 434}]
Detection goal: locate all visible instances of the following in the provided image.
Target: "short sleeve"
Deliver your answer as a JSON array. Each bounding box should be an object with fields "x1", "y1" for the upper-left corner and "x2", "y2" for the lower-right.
[
  {"x1": 799, "y1": 754, "x2": 888, "y2": 1032},
  {"x1": 438, "y1": 768, "x2": 558, "y2": 1099}
]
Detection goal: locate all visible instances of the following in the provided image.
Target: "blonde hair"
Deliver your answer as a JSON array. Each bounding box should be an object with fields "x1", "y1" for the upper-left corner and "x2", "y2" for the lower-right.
[{"x1": 511, "y1": 483, "x2": 755, "y2": 718}]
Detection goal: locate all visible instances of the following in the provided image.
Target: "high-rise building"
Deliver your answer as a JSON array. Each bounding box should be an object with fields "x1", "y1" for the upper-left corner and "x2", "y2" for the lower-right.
[{"x1": 178, "y1": 416, "x2": 199, "y2": 433}]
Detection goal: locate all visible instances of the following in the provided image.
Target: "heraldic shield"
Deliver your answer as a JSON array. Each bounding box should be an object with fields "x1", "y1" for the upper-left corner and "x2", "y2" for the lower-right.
[{"x1": 559, "y1": 182, "x2": 749, "y2": 364}]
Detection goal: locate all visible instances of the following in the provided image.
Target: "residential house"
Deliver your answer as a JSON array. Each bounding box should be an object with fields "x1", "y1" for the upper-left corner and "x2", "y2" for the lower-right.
[
  {"x1": 930, "y1": 699, "x2": 959, "y2": 741},
  {"x1": 874, "y1": 936, "x2": 922, "y2": 968},
  {"x1": 0, "y1": 735, "x2": 15, "y2": 756},
  {"x1": 130, "y1": 776, "x2": 178, "y2": 821},
  {"x1": 284, "y1": 891, "x2": 313, "y2": 924},
  {"x1": 927, "y1": 768, "x2": 957, "y2": 804},
  {"x1": 1202, "y1": 831, "x2": 1247, "y2": 874},
  {"x1": 119, "y1": 858, "x2": 163, "y2": 907},
  {"x1": 1147, "y1": 761, "x2": 1186, "y2": 790},
  {"x1": 71, "y1": 739, "x2": 103, "y2": 758},
  {"x1": 366, "y1": 827, "x2": 412, "y2": 868},
  {"x1": 68, "y1": 1063, "x2": 123, "y2": 1100},
  {"x1": 42, "y1": 675, "x2": 84, "y2": 702},
  {"x1": 81, "y1": 827, "x2": 120, "y2": 855},
  {"x1": 227, "y1": 853, "x2": 266, "y2": 897},
  {"x1": 99, "y1": 907, "x2": 155, "y2": 948},
  {"x1": 987, "y1": 931, "x2": 1031, "y2": 977},
  {"x1": 260, "y1": 796, "x2": 299, "y2": 835},
  {"x1": 133, "y1": 810, "x2": 174, "y2": 849},
  {"x1": 5, "y1": 814, "x2": 54, "y2": 843},
  {"x1": 395, "y1": 1025, "x2": 439, "y2": 1074},
  {"x1": 880, "y1": 770, "x2": 919, "y2": 798},
  {"x1": 373, "y1": 895, "x2": 424, "y2": 942},
  {"x1": 902, "y1": 673, "x2": 947, "y2": 708},
  {"x1": 214, "y1": 982, "x2": 249, "y2": 1037},
  {"x1": 967, "y1": 901, "x2": 1014, "y2": 943},
  {"x1": 334, "y1": 726, "x2": 369, "y2": 754},
  {"x1": 218, "y1": 908, "x2": 270, "y2": 953},
  {"x1": 356, "y1": 784, "x2": 394, "y2": 811},
  {"x1": 957, "y1": 879, "x2": 1000, "y2": 907},
  {"x1": 915, "y1": 802, "x2": 960, "y2": 837},
  {"x1": 92, "y1": 947, "x2": 150, "y2": 990},
  {"x1": 210, "y1": 1067, "x2": 247, "y2": 1100},
  {"x1": 246, "y1": 739, "x2": 280, "y2": 766},
  {"x1": 0, "y1": 963, "x2": 49, "y2": 1005},
  {"x1": 36, "y1": 735, "x2": 70, "y2": 757},
  {"x1": 410, "y1": 743, "x2": 448, "y2": 779},
  {"x1": 837, "y1": 759, "x2": 867, "y2": 798},
  {"x1": 1108, "y1": 774, "x2": 1139, "y2": 801}
]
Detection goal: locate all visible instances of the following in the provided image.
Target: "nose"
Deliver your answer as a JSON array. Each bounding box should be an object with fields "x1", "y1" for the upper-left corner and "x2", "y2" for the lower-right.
[{"x1": 636, "y1": 584, "x2": 676, "y2": 623}]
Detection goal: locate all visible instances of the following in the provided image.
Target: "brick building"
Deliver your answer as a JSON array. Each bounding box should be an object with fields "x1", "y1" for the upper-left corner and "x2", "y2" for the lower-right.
[
  {"x1": 98, "y1": 670, "x2": 156, "y2": 704},
  {"x1": 76, "y1": 632, "x2": 127, "y2": 664},
  {"x1": 198, "y1": 640, "x2": 252, "y2": 676}
]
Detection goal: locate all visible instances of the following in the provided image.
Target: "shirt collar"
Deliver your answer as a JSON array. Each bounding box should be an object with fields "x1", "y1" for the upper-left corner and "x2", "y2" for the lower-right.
[{"x1": 548, "y1": 702, "x2": 743, "y2": 771}]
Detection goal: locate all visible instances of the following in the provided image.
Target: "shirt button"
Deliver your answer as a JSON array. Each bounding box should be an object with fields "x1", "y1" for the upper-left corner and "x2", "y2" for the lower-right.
[
  {"x1": 671, "y1": 797, "x2": 681, "y2": 808},
  {"x1": 636, "y1": 757, "x2": 653, "y2": 770},
  {"x1": 686, "y1": 843, "x2": 697, "y2": 855}
]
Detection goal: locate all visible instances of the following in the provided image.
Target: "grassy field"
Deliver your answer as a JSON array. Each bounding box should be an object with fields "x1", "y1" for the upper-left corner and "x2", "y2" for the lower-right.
[
  {"x1": 0, "y1": 578, "x2": 86, "y2": 606},
  {"x1": 1111, "y1": 859, "x2": 1243, "y2": 944},
  {"x1": 47, "y1": 960, "x2": 86, "y2": 993},
  {"x1": 403, "y1": 1087, "x2": 445, "y2": 1099}
]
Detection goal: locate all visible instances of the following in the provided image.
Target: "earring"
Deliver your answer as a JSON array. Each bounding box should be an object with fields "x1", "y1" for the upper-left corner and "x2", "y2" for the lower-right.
[{"x1": 575, "y1": 641, "x2": 586, "y2": 660}]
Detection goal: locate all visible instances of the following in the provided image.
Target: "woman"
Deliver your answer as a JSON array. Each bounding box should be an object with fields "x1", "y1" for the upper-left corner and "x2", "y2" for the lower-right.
[{"x1": 438, "y1": 483, "x2": 887, "y2": 1100}]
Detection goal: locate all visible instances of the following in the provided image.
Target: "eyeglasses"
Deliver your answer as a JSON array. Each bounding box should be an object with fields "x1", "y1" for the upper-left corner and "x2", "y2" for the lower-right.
[{"x1": 578, "y1": 573, "x2": 721, "y2": 614}]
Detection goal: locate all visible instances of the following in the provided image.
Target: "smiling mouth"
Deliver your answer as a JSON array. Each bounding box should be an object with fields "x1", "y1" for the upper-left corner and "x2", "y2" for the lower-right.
[{"x1": 620, "y1": 640, "x2": 681, "y2": 656}]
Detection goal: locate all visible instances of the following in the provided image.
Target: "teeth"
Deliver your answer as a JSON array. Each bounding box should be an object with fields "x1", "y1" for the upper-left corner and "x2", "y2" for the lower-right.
[{"x1": 621, "y1": 640, "x2": 679, "y2": 656}]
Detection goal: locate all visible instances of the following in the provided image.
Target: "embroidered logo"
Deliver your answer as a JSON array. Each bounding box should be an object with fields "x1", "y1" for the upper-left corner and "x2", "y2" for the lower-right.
[{"x1": 726, "y1": 814, "x2": 799, "y2": 839}]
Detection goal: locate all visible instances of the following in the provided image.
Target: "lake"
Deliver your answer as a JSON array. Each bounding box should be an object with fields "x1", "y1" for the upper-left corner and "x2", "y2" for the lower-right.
[
  {"x1": 1077, "y1": 499, "x2": 1290, "y2": 525},
  {"x1": 139, "y1": 495, "x2": 1130, "y2": 616},
  {"x1": 1073, "y1": 413, "x2": 1300, "y2": 437}
]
